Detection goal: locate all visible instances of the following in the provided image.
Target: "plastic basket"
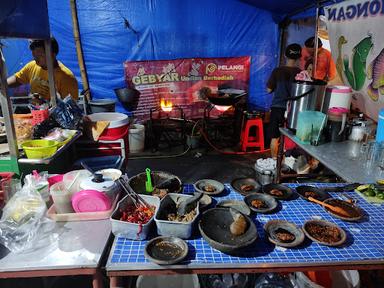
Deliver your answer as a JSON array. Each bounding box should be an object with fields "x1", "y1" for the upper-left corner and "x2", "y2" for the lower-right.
[
  {"x1": 32, "y1": 109, "x2": 49, "y2": 125},
  {"x1": 22, "y1": 140, "x2": 59, "y2": 159}
]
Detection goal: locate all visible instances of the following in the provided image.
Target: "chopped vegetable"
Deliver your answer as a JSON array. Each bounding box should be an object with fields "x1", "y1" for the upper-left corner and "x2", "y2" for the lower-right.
[{"x1": 119, "y1": 204, "x2": 154, "y2": 224}]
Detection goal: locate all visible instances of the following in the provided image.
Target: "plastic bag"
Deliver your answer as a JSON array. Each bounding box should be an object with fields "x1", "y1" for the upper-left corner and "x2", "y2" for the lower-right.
[
  {"x1": 50, "y1": 96, "x2": 83, "y2": 130},
  {"x1": 32, "y1": 116, "x2": 60, "y2": 139},
  {"x1": 0, "y1": 174, "x2": 55, "y2": 253}
]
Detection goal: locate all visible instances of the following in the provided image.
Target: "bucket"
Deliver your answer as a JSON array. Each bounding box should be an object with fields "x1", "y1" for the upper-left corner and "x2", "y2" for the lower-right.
[
  {"x1": 322, "y1": 85, "x2": 352, "y2": 113},
  {"x1": 89, "y1": 99, "x2": 116, "y2": 113},
  {"x1": 136, "y1": 274, "x2": 200, "y2": 288},
  {"x1": 50, "y1": 181, "x2": 75, "y2": 214},
  {"x1": 88, "y1": 112, "x2": 129, "y2": 141},
  {"x1": 287, "y1": 80, "x2": 327, "y2": 130},
  {"x1": 129, "y1": 124, "x2": 145, "y2": 153}
]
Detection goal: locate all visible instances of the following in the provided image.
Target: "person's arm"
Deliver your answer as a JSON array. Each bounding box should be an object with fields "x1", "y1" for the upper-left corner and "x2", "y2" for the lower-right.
[
  {"x1": 7, "y1": 75, "x2": 22, "y2": 88},
  {"x1": 7, "y1": 62, "x2": 32, "y2": 88}
]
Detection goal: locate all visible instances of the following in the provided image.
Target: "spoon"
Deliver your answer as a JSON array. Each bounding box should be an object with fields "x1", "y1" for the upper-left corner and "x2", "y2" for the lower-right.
[
  {"x1": 177, "y1": 192, "x2": 203, "y2": 216},
  {"x1": 145, "y1": 168, "x2": 153, "y2": 193},
  {"x1": 308, "y1": 196, "x2": 351, "y2": 218},
  {"x1": 81, "y1": 162, "x2": 103, "y2": 183}
]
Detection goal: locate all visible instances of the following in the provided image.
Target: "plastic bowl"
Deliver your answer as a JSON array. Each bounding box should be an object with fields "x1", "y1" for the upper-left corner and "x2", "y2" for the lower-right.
[{"x1": 22, "y1": 140, "x2": 59, "y2": 159}]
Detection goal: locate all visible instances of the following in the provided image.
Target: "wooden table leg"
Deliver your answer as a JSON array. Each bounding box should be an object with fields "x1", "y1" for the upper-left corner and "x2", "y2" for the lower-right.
[
  {"x1": 92, "y1": 270, "x2": 104, "y2": 288},
  {"x1": 109, "y1": 276, "x2": 123, "y2": 288},
  {"x1": 275, "y1": 134, "x2": 285, "y2": 183}
]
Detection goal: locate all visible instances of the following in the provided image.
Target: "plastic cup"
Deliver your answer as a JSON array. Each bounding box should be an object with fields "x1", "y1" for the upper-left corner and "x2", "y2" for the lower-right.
[{"x1": 50, "y1": 181, "x2": 75, "y2": 214}]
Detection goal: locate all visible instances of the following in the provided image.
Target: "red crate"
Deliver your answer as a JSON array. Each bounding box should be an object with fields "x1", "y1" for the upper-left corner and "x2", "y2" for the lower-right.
[{"x1": 32, "y1": 109, "x2": 49, "y2": 125}]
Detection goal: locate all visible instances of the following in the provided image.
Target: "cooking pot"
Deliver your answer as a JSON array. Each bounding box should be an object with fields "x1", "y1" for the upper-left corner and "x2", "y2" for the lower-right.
[
  {"x1": 114, "y1": 87, "x2": 140, "y2": 111},
  {"x1": 286, "y1": 80, "x2": 327, "y2": 130}
]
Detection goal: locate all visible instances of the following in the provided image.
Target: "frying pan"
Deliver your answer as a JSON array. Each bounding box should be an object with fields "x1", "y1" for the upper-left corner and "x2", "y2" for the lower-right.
[{"x1": 207, "y1": 93, "x2": 246, "y2": 106}]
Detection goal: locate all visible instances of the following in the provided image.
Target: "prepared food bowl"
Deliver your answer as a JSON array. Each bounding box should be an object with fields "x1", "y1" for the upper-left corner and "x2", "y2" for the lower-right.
[
  {"x1": 22, "y1": 140, "x2": 59, "y2": 159},
  {"x1": 110, "y1": 194, "x2": 160, "y2": 240},
  {"x1": 244, "y1": 193, "x2": 278, "y2": 214},
  {"x1": 262, "y1": 183, "x2": 293, "y2": 200},
  {"x1": 295, "y1": 185, "x2": 330, "y2": 202},
  {"x1": 128, "y1": 171, "x2": 182, "y2": 196},
  {"x1": 194, "y1": 179, "x2": 224, "y2": 195},
  {"x1": 230, "y1": 178, "x2": 261, "y2": 196},
  {"x1": 154, "y1": 193, "x2": 200, "y2": 239},
  {"x1": 303, "y1": 219, "x2": 347, "y2": 247},
  {"x1": 264, "y1": 220, "x2": 305, "y2": 248},
  {"x1": 323, "y1": 199, "x2": 363, "y2": 221},
  {"x1": 144, "y1": 236, "x2": 189, "y2": 265}
]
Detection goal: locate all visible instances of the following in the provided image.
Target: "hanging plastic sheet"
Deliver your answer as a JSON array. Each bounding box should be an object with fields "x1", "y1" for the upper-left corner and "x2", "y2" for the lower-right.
[
  {"x1": 0, "y1": 0, "x2": 50, "y2": 39},
  {"x1": 4, "y1": 0, "x2": 282, "y2": 111}
]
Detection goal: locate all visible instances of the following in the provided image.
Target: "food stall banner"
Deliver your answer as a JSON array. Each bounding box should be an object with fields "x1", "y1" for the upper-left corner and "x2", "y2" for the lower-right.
[
  {"x1": 0, "y1": 0, "x2": 50, "y2": 39},
  {"x1": 124, "y1": 57, "x2": 250, "y2": 119},
  {"x1": 325, "y1": 0, "x2": 384, "y2": 120}
]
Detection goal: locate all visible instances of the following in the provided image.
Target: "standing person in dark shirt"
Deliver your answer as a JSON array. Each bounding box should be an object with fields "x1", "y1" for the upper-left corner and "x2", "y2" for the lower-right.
[{"x1": 266, "y1": 43, "x2": 302, "y2": 158}]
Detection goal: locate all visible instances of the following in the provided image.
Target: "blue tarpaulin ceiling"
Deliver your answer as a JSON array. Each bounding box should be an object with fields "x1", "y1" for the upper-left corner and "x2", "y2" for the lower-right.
[{"x1": 2, "y1": 0, "x2": 331, "y2": 112}]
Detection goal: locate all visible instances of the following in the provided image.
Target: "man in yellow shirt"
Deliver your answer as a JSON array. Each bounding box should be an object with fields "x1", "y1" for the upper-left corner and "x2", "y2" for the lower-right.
[{"x1": 7, "y1": 37, "x2": 78, "y2": 101}]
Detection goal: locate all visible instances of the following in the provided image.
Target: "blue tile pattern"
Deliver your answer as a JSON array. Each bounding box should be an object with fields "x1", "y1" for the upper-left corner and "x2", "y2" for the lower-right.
[{"x1": 108, "y1": 183, "x2": 384, "y2": 268}]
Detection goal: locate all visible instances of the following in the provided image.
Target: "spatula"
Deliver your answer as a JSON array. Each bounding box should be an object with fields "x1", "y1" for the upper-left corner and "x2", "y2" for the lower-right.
[
  {"x1": 145, "y1": 168, "x2": 153, "y2": 193},
  {"x1": 177, "y1": 192, "x2": 203, "y2": 216},
  {"x1": 308, "y1": 196, "x2": 351, "y2": 218}
]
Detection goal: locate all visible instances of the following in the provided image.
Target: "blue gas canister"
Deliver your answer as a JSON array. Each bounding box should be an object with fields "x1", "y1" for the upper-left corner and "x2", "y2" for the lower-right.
[{"x1": 376, "y1": 108, "x2": 384, "y2": 143}]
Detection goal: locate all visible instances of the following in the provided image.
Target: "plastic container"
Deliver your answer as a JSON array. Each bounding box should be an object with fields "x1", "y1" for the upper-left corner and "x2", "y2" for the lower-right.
[
  {"x1": 322, "y1": 85, "x2": 352, "y2": 113},
  {"x1": 110, "y1": 194, "x2": 160, "y2": 240},
  {"x1": 50, "y1": 181, "x2": 75, "y2": 214},
  {"x1": 155, "y1": 193, "x2": 200, "y2": 239},
  {"x1": 47, "y1": 193, "x2": 119, "y2": 221},
  {"x1": 376, "y1": 108, "x2": 384, "y2": 143},
  {"x1": 0, "y1": 172, "x2": 15, "y2": 207},
  {"x1": 255, "y1": 168, "x2": 274, "y2": 185},
  {"x1": 63, "y1": 169, "x2": 92, "y2": 194},
  {"x1": 296, "y1": 111, "x2": 327, "y2": 144},
  {"x1": 87, "y1": 112, "x2": 129, "y2": 141},
  {"x1": 136, "y1": 274, "x2": 200, "y2": 288},
  {"x1": 31, "y1": 109, "x2": 49, "y2": 125},
  {"x1": 73, "y1": 155, "x2": 123, "y2": 171},
  {"x1": 129, "y1": 124, "x2": 145, "y2": 153},
  {"x1": 22, "y1": 139, "x2": 59, "y2": 159},
  {"x1": 72, "y1": 189, "x2": 112, "y2": 212}
]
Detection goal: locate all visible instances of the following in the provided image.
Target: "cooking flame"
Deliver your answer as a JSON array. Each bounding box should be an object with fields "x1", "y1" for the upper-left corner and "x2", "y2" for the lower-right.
[{"x1": 160, "y1": 98, "x2": 173, "y2": 112}]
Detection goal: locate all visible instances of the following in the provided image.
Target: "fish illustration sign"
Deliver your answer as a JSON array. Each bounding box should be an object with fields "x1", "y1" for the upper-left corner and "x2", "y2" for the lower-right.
[{"x1": 326, "y1": 0, "x2": 384, "y2": 121}]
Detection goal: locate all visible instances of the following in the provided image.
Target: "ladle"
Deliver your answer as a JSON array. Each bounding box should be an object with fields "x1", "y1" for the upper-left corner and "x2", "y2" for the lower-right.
[
  {"x1": 177, "y1": 192, "x2": 203, "y2": 216},
  {"x1": 81, "y1": 162, "x2": 104, "y2": 183},
  {"x1": 308, "y1": 196, "x2": 351, "y2": 218}
]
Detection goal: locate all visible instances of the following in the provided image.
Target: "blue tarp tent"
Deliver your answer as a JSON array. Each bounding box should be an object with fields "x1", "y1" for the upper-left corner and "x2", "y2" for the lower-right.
[{"x1": 2, "y1": 0, "x2": 328, "y2": 112}]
